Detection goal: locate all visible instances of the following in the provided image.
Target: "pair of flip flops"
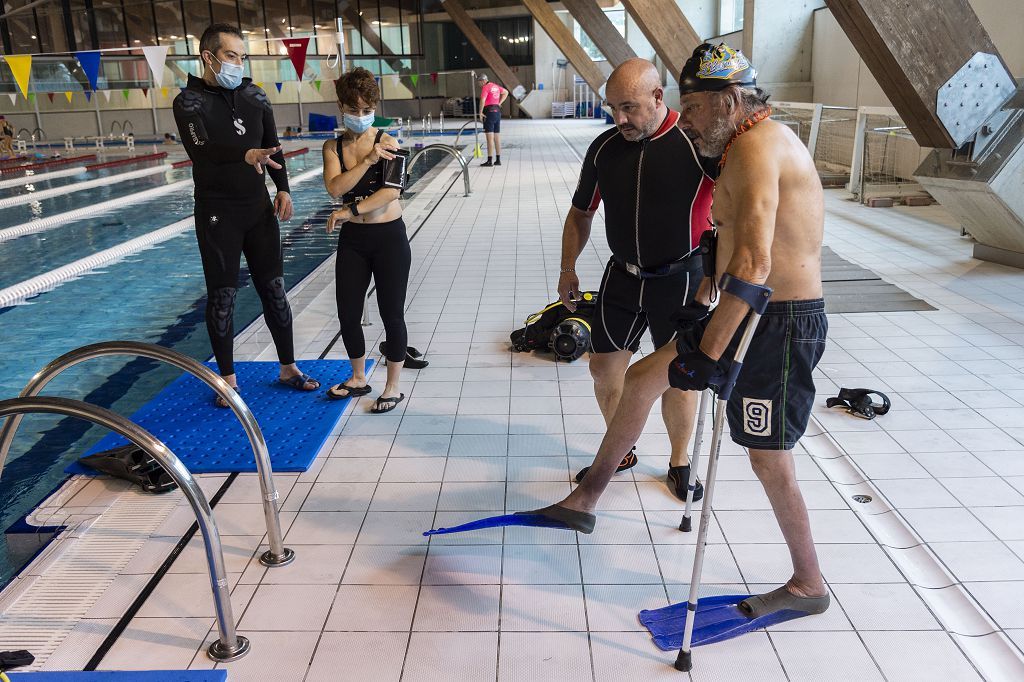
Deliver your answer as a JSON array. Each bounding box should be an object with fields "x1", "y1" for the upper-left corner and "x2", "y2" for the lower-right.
[
  {"x1": 77, "y1": 445, "x2": 178, "y2": 494},
  {"x1": 327, "y1": 382, "x2": 405, "y2": 414}
]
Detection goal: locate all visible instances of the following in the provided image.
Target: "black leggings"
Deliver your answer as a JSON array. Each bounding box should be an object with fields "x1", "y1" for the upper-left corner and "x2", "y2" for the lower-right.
[
  {"x1": 194, "y1": 199, "x2": 295, "y2": 376},
  {"x1": 336, "y1": 217, "x2": 411, "y2": 363}
]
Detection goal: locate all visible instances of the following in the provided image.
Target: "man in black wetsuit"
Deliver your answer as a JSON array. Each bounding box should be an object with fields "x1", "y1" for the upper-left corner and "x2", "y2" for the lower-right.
[
  {"x1": 173, "y1": 23, "x2": 319, "y2": 404},
  {"x1": 557, "y1": 58, "x2": 715, "y2": 499}
]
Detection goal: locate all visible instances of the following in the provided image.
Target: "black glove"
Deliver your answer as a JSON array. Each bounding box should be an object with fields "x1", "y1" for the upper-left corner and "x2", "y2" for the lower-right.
[
  {"x1": 672, "y1": 302, "x2": 710, "y2": 330},
  {"x1": 669, "y1": 349, "x2": 721, "y2": 392}
]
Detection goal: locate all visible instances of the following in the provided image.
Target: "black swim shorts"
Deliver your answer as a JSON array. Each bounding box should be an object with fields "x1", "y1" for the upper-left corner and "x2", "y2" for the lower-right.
[
  {"x1": 483, "y1": 105, "x2": 501, "y2": 133},
  {"x1": 591, "y1": 255, "x2": 703, "y2": 354},
  {"x1": 675, "y1": 299, "x2": 828, "y2": 450}
]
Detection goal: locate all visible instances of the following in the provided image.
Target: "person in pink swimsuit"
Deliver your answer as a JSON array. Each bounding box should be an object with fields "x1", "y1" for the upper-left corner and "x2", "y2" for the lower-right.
[{"x1": 477, "y1": 74, "x2": 508, "y2": 167}]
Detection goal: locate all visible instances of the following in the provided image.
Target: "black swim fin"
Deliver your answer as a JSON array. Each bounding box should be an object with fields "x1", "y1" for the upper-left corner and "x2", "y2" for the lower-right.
[{"x1": 77, "y1": 445, "x2": 178, "y2": 494}]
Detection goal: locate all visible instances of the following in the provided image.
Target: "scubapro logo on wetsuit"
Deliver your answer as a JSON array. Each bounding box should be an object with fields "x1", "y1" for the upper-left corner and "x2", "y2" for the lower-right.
[
  {"x1": 233, "y1": 118, "x2": 246, "y2": 136},
  {"x1": 188, "y1": 122, "x2": 204, "y2": 146}
]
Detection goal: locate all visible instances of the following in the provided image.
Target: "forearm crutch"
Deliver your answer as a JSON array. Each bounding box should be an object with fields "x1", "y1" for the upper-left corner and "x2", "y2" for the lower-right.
[
  {"x1": 679, "y1": 388, "x2": 711, "y2": 532},
  {"x1": 676, "y1": 275, "x2": 771, "y2": 673}
]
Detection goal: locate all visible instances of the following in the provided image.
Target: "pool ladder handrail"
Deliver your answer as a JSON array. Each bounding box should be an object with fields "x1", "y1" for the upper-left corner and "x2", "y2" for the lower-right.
[
  {"x1": 0, "y1": 341, "x2": 295, "y2": 568},
  {"x1": 407, "y1": 144, "x2": 471, "y2": 198},
  {"x1": 453, "y1": 120, "x2": 482, "y2": 148},
  {"x1": 0, "y1": 396, "x2": 249, "y2": 662}
]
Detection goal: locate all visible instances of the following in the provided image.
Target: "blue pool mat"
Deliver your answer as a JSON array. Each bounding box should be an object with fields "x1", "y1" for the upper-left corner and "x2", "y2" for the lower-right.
[
  {"x1": 65, "y1": 359, "x2": 371, "y2": 474},
  {"x1": 9, "y1": 672, "x2": 226, "y2": 681},
  {"x1": 639, "y1": 594, "x2": 810, "y2": 650},
  {"x1": 424, "y1": 512, "x2": 574, "y2": 535}
]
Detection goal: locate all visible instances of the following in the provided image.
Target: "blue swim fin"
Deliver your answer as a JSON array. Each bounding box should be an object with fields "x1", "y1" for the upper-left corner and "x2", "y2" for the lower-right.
[
  {"x1": 424, "y1": 512, "x2": 572, "y2": 536},
  {"x1": 639, "y1": 594, "x2": 810, "y2": 650}
]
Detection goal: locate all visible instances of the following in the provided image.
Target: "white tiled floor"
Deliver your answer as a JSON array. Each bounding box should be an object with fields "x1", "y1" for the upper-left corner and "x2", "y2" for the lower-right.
[{"x1": 13, "y1": 119, "x2": 1024, "y2": 680}]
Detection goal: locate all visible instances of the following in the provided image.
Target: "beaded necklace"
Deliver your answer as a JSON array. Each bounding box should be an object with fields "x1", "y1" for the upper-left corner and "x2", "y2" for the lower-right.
[{"x1": 718, "y1": 106, "x2": 772, "y2": 170}]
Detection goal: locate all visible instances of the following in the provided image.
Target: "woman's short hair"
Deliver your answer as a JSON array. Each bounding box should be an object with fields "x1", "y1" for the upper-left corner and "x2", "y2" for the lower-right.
[{"x1": 335, "y1": 67, "x2": 380, "y2": 109}]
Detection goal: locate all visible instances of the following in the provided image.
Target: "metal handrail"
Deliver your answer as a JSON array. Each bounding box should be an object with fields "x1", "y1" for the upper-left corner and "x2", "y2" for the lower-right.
[
  {"x1": 110, "y1": 120, "x2": 122, "y2": 137},
  {"x1": 0, "y1": 341, "x2": 295, "y2": 567},
  {"x1": 0, "y1": 396, "x2": 249, "y2": 662},
  {"x1": 122, "y1": 120, "x2": 134, "y2": 135},
  {"x1": 454, "y1": 120, "x2": 482, "y2": 147},
  {"x1": 31, "y1": 128, "x2": 46, "y2": 142},
  {"x1": 408, "y1": 144, "x2": 471, "y2": 197}
]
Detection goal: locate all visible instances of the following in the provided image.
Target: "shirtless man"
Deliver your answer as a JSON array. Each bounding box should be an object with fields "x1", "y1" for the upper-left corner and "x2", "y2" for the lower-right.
[{"x1": 526, "y1": 43, "x2": 829, "y2": 618}]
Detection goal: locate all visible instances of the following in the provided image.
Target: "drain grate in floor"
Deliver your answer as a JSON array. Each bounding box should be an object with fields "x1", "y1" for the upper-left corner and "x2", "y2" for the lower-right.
[{"x1": 822, "y1": 246, "x2": 934, "y2": 313}]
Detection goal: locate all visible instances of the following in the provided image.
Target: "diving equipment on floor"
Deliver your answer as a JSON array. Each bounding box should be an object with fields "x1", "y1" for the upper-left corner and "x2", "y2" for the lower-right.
[
  {"x1": 510, "y1": 292, "x2": 597, "y2": 362},
  {"x1": 826, "y1": 387, "x2": 891, "y2": 419},
  {"x1": 77, "y1": 444, "x2": 177, "y2": 493}
]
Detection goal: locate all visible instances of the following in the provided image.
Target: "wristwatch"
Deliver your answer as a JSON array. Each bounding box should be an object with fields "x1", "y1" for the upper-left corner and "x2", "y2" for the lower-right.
[{"x1": 348, "y1": 201, "x2": 360, "y2": 216}]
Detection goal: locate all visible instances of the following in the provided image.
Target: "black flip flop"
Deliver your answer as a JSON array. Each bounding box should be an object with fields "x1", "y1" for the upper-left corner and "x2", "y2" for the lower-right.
[
  {"x1": 372, "y1": 393, "x2": 405, "y2": 413},
  {"x1": 327, "y1": 382, "x2": 372, "y2": 400}
]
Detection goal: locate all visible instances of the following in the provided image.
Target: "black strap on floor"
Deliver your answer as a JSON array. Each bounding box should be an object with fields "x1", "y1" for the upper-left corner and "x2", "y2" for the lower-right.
[
  {"x1": 84, "y1": 472, "x2": 238, "y2": 670},
  {"x1": 826, "y1": 387, "x2": 891, "y2": 420}
]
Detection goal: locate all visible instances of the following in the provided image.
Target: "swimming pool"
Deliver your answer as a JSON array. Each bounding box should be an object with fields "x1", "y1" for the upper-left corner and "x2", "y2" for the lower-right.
[{"x1": 0, "y1": 146, "x2": 445, "y2": 586}]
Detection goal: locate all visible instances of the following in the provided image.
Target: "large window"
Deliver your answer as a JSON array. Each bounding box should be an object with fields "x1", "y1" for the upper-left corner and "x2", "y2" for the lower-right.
[
  {"x1": 573, "y1": 8, "x2": 625, "y2": 62},
  {"x1": 719, "y1": 0, "x2": 744, "y2": 35},
  {"x1": 440, "y1": 16, "x2": 531, "y2": 70}
]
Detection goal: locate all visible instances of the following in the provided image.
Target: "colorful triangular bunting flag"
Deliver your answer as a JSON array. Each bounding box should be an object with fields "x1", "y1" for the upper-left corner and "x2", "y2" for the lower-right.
[
  {"x1": 313, "y1": 80, "x2": 321, "y2": 92},
  {"x1": 101, "y1": 89, "x2": 111, "y2": 102},
  {"x1": 410, "y1": 74, "x2": 419, "y2": 87},
  {"x1": 47, "y1": 92, "x2": 55, "y2": 103},
  {"x1": 7, "y1": 93, "x2": 16, "y2": 106},
  {"x1": 141, "y1": 88, "x2": 149, "y2": 98},
  {"x1": 281, "y1": 37, "x2": 310, "y2": 80},
  {"x1": 275, "y1": 82, "x2": 283, "y2": 93},
  {"x1": 122, "y1": 89, "x2": 130, "y2": 101},
  {"x1": 85, "y1": 90, "x2": 92, "y2": 101},
  {"x1": 75, "y1": 51, "x2": 101, "y2": 91},
  {"x1": 142, "y1": 45, "x2": 169, "y2": 87},
  {"x1": 64, "y1": 91, "x2": 72, "y2": 103},
  {"x1": 4, "y1": 55, "x2": 32, "y2": 98},
  {"x1": 161, "y1": 87, "x2": 168, "y2": 98}
]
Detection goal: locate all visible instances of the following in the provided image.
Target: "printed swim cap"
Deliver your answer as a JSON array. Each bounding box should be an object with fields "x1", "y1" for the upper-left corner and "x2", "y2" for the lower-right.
[{"x1": 679, "y1": 43, "x2": 757, "y2": 95}]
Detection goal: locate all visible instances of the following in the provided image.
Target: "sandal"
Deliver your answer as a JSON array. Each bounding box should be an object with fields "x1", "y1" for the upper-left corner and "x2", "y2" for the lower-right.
[
  {"x1": 279, "y1": 372, "x2": 321, "y2": 391},
  {"x1": 326, "y1": 382, "x2": 372, "y2": 400},
  {"x1": 214, "y1": 386, "x2": 240, "y2": 408},
  {"x1": 372, "y1": 393, "x2": 405, "y2": 414}
]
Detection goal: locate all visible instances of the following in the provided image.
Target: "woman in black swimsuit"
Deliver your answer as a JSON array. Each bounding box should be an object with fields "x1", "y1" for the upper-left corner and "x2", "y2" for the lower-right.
[{"x1": 322, "y1": 67, "x2": 410, "y2": 413}]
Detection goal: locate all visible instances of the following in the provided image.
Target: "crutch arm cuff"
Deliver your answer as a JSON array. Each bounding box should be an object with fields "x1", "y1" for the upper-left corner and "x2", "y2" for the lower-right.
[{"x1": 719, "y1": 273, "x2": 773, "y2": 314}]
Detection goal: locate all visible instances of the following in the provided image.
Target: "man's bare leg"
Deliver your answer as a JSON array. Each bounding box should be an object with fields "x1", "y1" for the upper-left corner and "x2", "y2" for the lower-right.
[
  {"x1": 494, "y1": 133, "x2": 502, "y2": 157},
  {"x1": 662, "y1": 387, "x2": 696, "y2": 467},
  {"x1": 588, "y1": 350, "x2": 632, "y2": 425},
  {"x1": 563, "y1": 344, "x2": 677, "y2": 512},
  {"x1": 485, "y1": 132, "x2": 495, "y2": 158},
  {"x1": 749, "y1": 448, "x2": 827, "y2": 598}
]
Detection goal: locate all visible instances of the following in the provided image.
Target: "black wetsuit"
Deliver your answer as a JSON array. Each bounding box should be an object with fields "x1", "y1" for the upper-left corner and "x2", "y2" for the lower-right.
[
  {"x1": 172, "y1": 73, "x2": 294, "y2": 376},
  {"x1": 333, "y1": 132, "x2": 410, "y2": 363},
  {"x1": 571, "y1": 108, "x2": 716, "y2": 352}
]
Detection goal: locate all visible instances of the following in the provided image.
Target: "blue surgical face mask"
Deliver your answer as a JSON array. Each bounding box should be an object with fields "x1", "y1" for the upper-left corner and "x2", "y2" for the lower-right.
[
  {"x1": 344, "y1": 112, "x2": 375, "y2": 134},
  {"x1": 211, "y1": 54, "x2": 244, "y2": 90}
]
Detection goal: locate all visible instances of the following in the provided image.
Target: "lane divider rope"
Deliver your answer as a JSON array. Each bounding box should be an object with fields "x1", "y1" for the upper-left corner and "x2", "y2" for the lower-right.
[
  {"x1": 0, "y1": 166, "x2": 87, "y2": 190},
  {"x1": 0, "y1": 154, "x2": 97, "y2": 175},
  {"x1": 0, "y1": 164, "x2": 174, "y2": 209},
  {"x1": 0, "y1": 165, "x2": 323, "y2": 308},
  {"x1": 84, "y1": 152, "x2": 168, "y2": 171},
  {"x1": 0, "y1": 179, "x2": 194, "y2": 244}
]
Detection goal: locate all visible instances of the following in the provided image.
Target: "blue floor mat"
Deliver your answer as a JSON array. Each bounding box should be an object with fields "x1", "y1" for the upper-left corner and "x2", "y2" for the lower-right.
[
  {"x1": 424, "y1": 512, "x2": 574, "y2": 535},
  {"x1": 65, "y1": 359, "x2": 370, "y2": 474},
  {"x1": 639, "y1": 594, "x2": 810, "y2": 650},
  {"x1": 9, "y1": 672, "x2": 225, "y2": 681}
]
